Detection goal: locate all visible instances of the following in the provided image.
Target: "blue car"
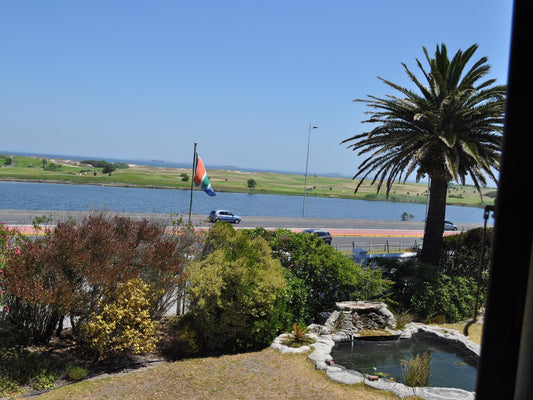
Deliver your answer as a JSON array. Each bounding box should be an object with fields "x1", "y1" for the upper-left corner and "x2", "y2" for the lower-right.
[{"x1": 208, "y1": 209, "x2": 241, "y2": 224}]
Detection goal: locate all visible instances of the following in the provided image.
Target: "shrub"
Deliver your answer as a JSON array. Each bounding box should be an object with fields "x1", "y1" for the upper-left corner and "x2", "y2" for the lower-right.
[
  {"x1": 81, "y1": 278, "x2": 158, "y2": 360},
  {"x1": 65, "y1": 364, "x2": 88, "y2": 381},
  {"x1": 0, "y1": 223, "x2": 26, "y2": 313},
  {"x1": 401, "y1": 352, "x2": 431, "y2": 387},
  {"x1": 252, "y1": 228, "x2": 391, "y2": 323},
  {"x1": 0, "y1": 346, "x2": 57, "y2": 391},
  {"x1": 43, "y1": 162, "x2": 62, "y2": 171},
  {"x1": 4, "y1": 298, "x2": 62, "y2": 346},
  {"x1": 379, "y1": 259, "x2": 476, "y2": 322},
  {"x1": 185, "y1": 223, "x2": 287, "y2": 352},
  {"x1": 30, "y1": 369, "x2": 57, "y2": 391},
  {"x1": 3, "y1": 239, "x2": 74, "y2": 345},
  {"x1": 156, "y1": 315, "x2": 201, "y2": 358},
  {"x1": 4, "y1": 213, "x2": 194, "y2": 346},
  {"x1": 440, "y1": 227, "x2": 493, "y2": 279},
  {"x1": 0, "y1": 374, "x2": 18, "y2": 397}
]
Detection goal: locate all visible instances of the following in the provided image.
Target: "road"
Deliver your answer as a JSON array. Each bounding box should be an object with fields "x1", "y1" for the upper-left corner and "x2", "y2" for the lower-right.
[{"x1": 0, "y1": 209, "x2": 484, "y2": 253}]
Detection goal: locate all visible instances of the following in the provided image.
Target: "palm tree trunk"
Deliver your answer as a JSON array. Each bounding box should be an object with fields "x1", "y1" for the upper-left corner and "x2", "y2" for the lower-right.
[{"x1": 420, "y1": 177, "x2": 448, "y2": 266}]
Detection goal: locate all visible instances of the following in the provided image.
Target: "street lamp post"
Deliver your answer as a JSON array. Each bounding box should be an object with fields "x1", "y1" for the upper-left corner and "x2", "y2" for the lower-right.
[{"x1": 302, "y1": 123, "x2": 318, "y2": 218}]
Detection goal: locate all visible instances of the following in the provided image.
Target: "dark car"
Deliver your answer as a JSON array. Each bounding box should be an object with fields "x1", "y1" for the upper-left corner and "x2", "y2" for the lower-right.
[
  {"x1": 302, "y1": 228, "x2": 332, "y2": 244},
  {"x1": 208, "y1": 209, "x2": 241, "y2": 224},
  {"x1": 444, "y1": 219, "x2": 458, "y2": 231}
]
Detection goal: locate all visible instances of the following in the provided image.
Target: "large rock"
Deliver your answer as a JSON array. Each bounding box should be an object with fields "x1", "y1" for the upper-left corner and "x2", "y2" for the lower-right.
[{"x1": 336, "y1": 301, "x2": 397, "y2": 331}]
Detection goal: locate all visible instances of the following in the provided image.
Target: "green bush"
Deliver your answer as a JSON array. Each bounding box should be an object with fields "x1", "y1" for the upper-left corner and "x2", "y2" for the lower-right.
[
  {"x1": 43, "y1": 162, "x2": 62, "y2": 171},
  {"x1": 0, "y1": 346, "x2": 57, "y2": 391},
  {"x1": 252, "y1": 228, "x2": 391, "y2": 323},
  {"x1": 440, "y1": 227, "x2": 493, "y2": 279},
  {"x1": 30, "y1": 369, "x2": 57, "y2": 391},
  {"x1": 185, "y1": 223, "x2": 287, "y2": 352},
  {"x1": 379, "y1": 259, "x2": 477, "y2": 322},
  {"x1": 0, "y1": 374, "x2": 18, "y2": 397},
  {"x1": 65, "y1": 364, "x2": 88, "y2": 381},
  {"x1": 156, "y1": 315, "x2": 201, "y2": 358}
]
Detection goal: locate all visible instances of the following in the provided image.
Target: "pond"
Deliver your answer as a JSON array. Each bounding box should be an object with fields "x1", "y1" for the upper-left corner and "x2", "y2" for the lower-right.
[{"x1": 330, "y1": 333, "x2": 478, "y2": 392}]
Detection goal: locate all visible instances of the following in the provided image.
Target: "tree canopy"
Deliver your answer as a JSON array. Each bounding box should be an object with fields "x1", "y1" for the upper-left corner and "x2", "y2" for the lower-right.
[{"x1": 342, "y1": 43, "x2": 506, "y2": 265}]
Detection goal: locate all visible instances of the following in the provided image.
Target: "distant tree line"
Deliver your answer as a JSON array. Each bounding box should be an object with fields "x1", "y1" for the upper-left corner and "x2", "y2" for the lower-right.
[{"x1": 81, "y1": 160, "x2": 129, "y2": 174}]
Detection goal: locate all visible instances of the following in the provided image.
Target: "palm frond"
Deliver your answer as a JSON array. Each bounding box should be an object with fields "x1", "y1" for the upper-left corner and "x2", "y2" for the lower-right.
[{"x1": 343, "y1": 43, "x2": 505, "y2": 196}]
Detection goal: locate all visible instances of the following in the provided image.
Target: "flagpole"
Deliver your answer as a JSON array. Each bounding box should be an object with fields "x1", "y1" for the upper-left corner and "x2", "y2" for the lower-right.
[{"x1": 188, "y1": 142, "x2": 197, "y2": 225}]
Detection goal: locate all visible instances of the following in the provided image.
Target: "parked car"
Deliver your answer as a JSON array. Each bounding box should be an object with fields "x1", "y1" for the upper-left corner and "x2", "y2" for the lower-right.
[
  {"x1": 208, "y1": 209, "x2": 241, "y2": 224},
  {"x1": 444, "y1": 219, "x2": 458, "y2": 231},
  {"x1": 301, "y1": 228, "x2": 333, "y2": 244}
]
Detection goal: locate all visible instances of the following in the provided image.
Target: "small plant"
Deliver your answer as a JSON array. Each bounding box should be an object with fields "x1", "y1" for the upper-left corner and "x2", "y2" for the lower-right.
[
  {"x1": 395, "y1": 311, "x2": 414, "y2": 330},
  {"x1": 66, "y1": 364, "x2": 88, "y2": 381},
  {"x1": 330, "y1": 313, "x2": 345, "y2": 334},
  {"x1": 401, "y1": 352, "x2": 431, "y2": 387},
  {"x1": 30, "y1": 369, "x2": 57, "y2": 391},
  {"x1": 31, "y1": 215, "x2": 52, "y2": 234},
  {"x1": 0, "y1": 374, "x2": 18, "y2": 397},
  {"x1": 282, "y1": 322, "x2": 315, "y2": 348}
]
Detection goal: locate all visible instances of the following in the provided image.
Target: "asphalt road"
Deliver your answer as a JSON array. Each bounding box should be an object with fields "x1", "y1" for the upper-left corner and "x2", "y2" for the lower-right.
[{"x1": 0, "y1": 209, "x2": 485, "y2": 253}]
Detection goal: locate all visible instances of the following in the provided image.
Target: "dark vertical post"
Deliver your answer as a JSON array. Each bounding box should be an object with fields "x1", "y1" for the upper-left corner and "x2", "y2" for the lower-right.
[{"x1": 475, "y1": 1, "x2": 533, "y2": 398}]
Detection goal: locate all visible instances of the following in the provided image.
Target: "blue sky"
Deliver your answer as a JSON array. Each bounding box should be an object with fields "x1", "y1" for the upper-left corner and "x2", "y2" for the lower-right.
[{"x1": 1, "y1": 1, "x2": 513, "y2": 178}]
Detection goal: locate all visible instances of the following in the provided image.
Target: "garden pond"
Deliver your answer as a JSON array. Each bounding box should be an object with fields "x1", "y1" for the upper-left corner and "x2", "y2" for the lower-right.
[{"x1": 331, "y1": 332, "x2": 478, "y2": 392}]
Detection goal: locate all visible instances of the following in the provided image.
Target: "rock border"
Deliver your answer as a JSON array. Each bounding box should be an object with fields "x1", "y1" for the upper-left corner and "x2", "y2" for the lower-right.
[{"x1": 271, "y1": 322, "x2": 478, "y2": 400}]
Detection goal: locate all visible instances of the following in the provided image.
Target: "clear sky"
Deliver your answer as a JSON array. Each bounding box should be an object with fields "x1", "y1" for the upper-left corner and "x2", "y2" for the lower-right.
[{"x1": 1, "y1": 1, "x2": 513, "y2": 177}]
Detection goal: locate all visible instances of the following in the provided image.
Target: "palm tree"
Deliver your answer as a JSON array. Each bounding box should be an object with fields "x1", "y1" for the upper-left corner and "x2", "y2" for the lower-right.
[{"x1": 342, "y1": 44, "x2": 506, "y2": 266}]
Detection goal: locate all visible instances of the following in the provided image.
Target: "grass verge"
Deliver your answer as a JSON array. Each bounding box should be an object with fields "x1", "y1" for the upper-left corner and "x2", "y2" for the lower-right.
[{"x1": 429, "y1": 321, "x2": 483, "y2": 345}]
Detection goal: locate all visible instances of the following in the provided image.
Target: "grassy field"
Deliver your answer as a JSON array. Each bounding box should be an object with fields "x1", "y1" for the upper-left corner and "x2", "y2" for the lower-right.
[{"x1": 0, "y1": 154, "x2": 496, "y2": 208}]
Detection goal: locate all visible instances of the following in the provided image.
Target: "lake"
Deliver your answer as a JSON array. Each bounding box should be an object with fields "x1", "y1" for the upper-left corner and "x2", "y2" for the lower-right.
[{"x1": 0, "y1": 181, "x2": 490, "y2": 223}]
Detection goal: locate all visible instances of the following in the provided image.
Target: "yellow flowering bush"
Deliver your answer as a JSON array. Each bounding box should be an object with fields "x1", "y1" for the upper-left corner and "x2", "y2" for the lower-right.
[{"x1": 82, "y1": 278, "x2": 158, "y2": 360}]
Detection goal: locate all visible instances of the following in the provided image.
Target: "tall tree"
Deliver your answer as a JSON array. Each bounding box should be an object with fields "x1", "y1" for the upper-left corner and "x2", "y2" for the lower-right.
[{"x1": 342, "y1": 44, "x2": 506, "y2": 266}]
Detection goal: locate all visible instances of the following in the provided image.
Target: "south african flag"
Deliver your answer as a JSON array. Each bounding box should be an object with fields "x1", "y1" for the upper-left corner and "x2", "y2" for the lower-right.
[{"x1": 193, "y1": 153, "x2": 216, "y2": 196}]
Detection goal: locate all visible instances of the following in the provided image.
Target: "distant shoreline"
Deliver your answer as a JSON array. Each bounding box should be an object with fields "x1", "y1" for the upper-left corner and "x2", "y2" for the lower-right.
[{"x1": 0, "y1": 154, "x2": 496, "y2": 209}]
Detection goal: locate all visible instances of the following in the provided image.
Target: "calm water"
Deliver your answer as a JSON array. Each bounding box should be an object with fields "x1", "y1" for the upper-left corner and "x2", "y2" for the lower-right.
[
  {"x1": 331, "y1": 334, "x2": 478, "y2": 391},
  {"x1": 0, "y1": 181, "x2": 488, "y2": 223}
]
